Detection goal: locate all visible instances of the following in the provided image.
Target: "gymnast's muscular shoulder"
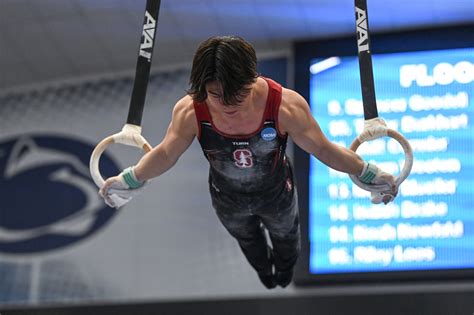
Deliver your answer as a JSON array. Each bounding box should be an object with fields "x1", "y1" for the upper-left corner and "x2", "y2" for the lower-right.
[{"x1": 170, "y1": 95, "x2": 199, "y2": 139}]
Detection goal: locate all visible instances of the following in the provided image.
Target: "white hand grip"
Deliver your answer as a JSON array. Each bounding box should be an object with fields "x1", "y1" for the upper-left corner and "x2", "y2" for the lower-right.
[
  {"x1": 349, "y1": 128, "x2": 413, "y2": 192},
  {"x1": 89, "y1": 124, "x2": 152, "y2": 188}
]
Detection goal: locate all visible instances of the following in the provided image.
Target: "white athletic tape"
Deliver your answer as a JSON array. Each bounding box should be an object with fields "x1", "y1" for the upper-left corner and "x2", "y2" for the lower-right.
[
  {"x1": 357, "y1": 117, "x2": 388, "y2": 143},
  {"x1": 113, "y1": 124, "x2": 148, "y2": 149}
]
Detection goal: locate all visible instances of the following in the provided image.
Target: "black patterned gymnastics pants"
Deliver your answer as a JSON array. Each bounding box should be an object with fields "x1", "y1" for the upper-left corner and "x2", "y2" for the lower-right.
[{"x1": 210, "y1": 182, "x2": 301, "y2": 274}]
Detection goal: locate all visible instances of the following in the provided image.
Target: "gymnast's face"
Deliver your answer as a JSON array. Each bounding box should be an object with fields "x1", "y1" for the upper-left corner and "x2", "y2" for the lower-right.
[{"x1": 205, "y1": 81, "x2": 252, "y2": 117}]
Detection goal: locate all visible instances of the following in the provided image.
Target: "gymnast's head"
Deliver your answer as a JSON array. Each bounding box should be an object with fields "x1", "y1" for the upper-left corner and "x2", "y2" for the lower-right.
[{"x1": 187, "y1": 36, "x2": 259, "y2": 107}]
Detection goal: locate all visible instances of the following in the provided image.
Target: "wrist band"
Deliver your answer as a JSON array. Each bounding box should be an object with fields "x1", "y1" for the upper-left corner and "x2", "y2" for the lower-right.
[
  {"x1": 121, "y1": 167, "x2": 143, "y2": 189},
  {"x1": 359, "y1": 163, "x2": 377, "y2": 184}
]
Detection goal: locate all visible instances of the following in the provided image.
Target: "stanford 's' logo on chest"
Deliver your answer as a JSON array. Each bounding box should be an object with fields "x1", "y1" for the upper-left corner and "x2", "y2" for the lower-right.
[{"x1": 233, "y1": 149, "x2": 253, "y2": 168}]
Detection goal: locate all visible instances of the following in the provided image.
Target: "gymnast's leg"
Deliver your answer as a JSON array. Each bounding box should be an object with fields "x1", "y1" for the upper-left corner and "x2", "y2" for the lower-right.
[
  {"x1": 212, "y1": 197, "x2": 276, "y2": 289},
  {"x1": 259, "y1": 190, "x2": 301, "y2": 288}
]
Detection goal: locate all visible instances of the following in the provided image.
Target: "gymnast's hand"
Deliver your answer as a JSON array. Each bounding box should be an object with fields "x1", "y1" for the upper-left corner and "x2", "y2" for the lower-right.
[
  {"x1": 99, "y1": 166, "x2": 147, "y2": 208},
  {"x1": 359, "y1": 162, "x2": 398, "y2": 205}
]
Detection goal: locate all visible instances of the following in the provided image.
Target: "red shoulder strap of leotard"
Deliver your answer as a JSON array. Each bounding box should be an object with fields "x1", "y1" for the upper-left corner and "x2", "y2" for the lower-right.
[{"x1": 261, "y1": 77, "x2": 283, "y2": 121}]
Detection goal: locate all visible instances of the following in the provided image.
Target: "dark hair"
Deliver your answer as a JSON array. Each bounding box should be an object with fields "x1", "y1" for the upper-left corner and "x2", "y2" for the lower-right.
[{"x1": 187, "y1": 36, "x2": 258, "y2": 106}]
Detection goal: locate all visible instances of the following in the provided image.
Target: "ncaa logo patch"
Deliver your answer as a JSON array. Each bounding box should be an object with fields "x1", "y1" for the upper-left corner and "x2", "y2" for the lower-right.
[
  {"x1": 261, "y1": 127, "x2": 277, "y2": 141},
  {"x1": 0, "y1": 135, "x2": 120, "y2": 254}
]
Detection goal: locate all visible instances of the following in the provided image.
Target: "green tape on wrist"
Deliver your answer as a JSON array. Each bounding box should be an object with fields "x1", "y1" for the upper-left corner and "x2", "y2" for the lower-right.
[
  {"x1": 121, "y1": 167, "x2": 143, "y2": 189},
  {"x1": 359, "y1": 163, "x2": 377, "y2": 184}
]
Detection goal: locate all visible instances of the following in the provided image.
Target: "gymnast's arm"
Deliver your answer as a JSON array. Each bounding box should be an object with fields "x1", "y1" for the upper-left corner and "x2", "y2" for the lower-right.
[
  {"x1": 133, "y1": 96, "x2": 197, "y2": 181},
  {"x1": 278, "y1": 88, "x2": 365, "y2": 176}
]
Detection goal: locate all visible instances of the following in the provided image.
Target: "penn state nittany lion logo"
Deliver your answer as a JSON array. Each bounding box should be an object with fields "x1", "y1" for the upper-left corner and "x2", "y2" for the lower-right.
[
  {"x1": 0, "y1": 135, "x2": 120, "y2": 254},
  {"x1": 233, "y1": 149, "x2": 253, "y2": 168}
]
